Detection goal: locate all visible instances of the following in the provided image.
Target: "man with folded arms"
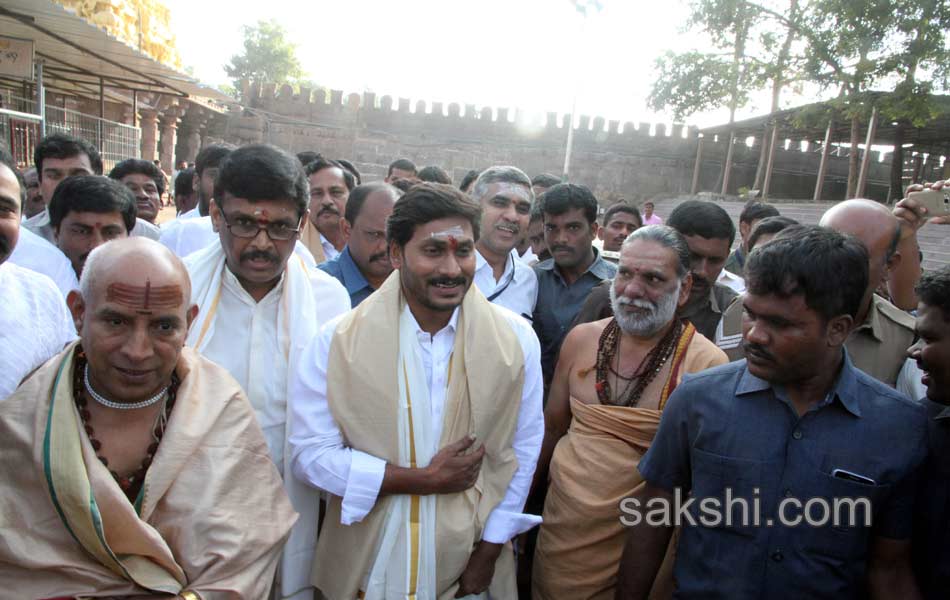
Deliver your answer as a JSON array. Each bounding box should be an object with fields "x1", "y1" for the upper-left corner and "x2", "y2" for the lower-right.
[{"x1": 0, "y1": 237, "x2": 295, "y2": 597}]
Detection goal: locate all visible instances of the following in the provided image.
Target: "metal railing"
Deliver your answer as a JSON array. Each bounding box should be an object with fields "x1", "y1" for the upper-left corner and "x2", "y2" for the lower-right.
[{"x1": 0, "y1": 91, "x2": 140, "y2": 171}]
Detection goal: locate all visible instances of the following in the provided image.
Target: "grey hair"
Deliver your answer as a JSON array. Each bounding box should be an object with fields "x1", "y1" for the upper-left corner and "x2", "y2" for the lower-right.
[
  {"x1": 470, "y1": 165, "x2": 534, "y2": 204},
  {"x1": 621, "y1": 224, "x2": 692, "y2": 279}
]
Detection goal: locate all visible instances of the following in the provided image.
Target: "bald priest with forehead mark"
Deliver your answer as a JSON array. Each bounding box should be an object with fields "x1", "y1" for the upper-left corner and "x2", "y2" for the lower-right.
[{"x1": 0, "y1": 237, "x2": 297, "y2": 598}]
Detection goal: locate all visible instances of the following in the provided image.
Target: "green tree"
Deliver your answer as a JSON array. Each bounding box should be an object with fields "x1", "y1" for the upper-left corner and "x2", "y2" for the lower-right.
[{"x1": 224, "y1": 20, "x2": 305, "y2": 92}]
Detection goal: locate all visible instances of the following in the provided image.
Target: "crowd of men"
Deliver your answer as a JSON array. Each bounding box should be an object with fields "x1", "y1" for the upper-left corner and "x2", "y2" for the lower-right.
[{"x1": 0, "y1": 131, "x2": 948, "y2": 600}]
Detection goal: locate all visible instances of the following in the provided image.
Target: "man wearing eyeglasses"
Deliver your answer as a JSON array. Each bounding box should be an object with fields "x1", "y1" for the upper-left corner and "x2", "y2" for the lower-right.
[{"x1": 183, "y1": 144, "x2": 350, "y2": 600}]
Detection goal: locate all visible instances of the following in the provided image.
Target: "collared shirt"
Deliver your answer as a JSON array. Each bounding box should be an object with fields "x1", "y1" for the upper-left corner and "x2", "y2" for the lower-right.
[
  {"x1": 0, "y1": 262, "x2": 77, "y2": 399},
  {"x1": 517, "y1": 248, "x2": 538, "y2": 264},
  {"x1": 642, "y1": 213, "x2": 663, "y2": 225},
  {"x1": 847, "y1": 294, "x2": 916, "y2": 386},
  {"x1": 532, "y1": 248, "x2": 617, "y2": 382},
  {"x1": 639, "y1": 353, "x2": 928, "y2": 600},
  {"x1": 319, "y1": 246, "x2": 375, "y2": 307},
  {"x1": 320, "y1": 233, "x2": 340, "y2": 262},
  {"x1": 178, "y1": 206, "x2": 200, "y2": 220},
  {"x1": 199, "y1": 265, "x2": 350, "y2": 468},
  {"x1": 723, "y1": 246, "x2": 746, "y2": 276},
  {"x1": 474, "y1": 248, "x2": 538, "y2": 319},
  {"x1": 716, "y1": 268, "x2": 746, "y2": 294},
  {"x1": 288, "y1": 303, "x2": 544, "y2": 543},
  {"x1": 681, "y1": 282, "x2": 737, "y2": 342},
  {"x1": 8, "y1": 227, "x2": 78, "y2": 296},
  {"x1": 913, "y1": 399, "x2": 950, "y2": 600}
]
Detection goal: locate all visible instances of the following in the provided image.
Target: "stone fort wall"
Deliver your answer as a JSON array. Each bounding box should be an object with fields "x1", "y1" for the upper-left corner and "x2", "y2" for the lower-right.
[{"x1": 223, "y1": 81, "x2": 938, "y2": 204}]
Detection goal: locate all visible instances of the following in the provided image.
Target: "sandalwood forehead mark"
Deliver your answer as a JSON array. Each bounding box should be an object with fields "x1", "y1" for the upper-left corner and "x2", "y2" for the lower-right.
[
  {"x1": 429, "y1": 225, "x2": 466, "y2": 252},
  {"x1": 106, "y1": 280, "x2": 183, "y2": 314}
]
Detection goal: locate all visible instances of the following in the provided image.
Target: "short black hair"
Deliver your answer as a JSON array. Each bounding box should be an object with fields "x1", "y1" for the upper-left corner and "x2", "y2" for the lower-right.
[
  {"x1": 48, "y1": 175, "x2": 136, "y2": 232},
  {"x1": 538, "y1": 183, "x2": 598, "y2": 224},
  {"x1": 174, "y1": 167, "x2": 196, "y2": 197},
  {"x1": 739, "y1": 200, "x2": 781, "y2": 225},
  {"x1": 336, "y1": 158, "x2": 362, "y2": 185},
  {"x1": 747, "y1": 216, "x2": 799, "y2": 250},
  {"x1": 195, "y1": 143, "x2": 235, "y2": 177},
  {"x1": 667, "y1": 199, "x2": 736, "y2": 246},
  {"x1": 746, "y1": 225, "x2": 868, "y2": 322},
  {"x1": 0, "y1": 147, "x2": 25, "y2": 208},
  {"x1": 916, "y1": 265, "x2": 950, "y2": 321},
  {"x1": 531, "y1": 173, "x2": 561, "y2": 189},
  {"x1": 603, "y1": 202, "x2": 642, "y2": 228},
  {"x1": 417, "y1": 165, "x2": 452, "y2": 184},
  {"x1": 108, "y1": 158, "x2": 166, "y2": 196},
  {"x1": 305, "y1": 158, "x2": 355, "y2": 191},
  {"x1": 214, "y1": 144, "x2": 309, "y2": 218},
  {"x1": 387, "y1": 182, "x2": 481, "y2": 248},
  {"x1": 388, "y1": 158, "x2": 417, "y2": 177},
  {"x1": 459, "y1": 169, "x2": 481, "y2": 192},
  {"x1": 296, "y1": 151, "x2": 322, "y2": 167},
  {"x1": 345, "y1": 182, "x2": 401, "y2": 224},
  {"x1": 34, "y1": 133, "x2": 102, "y2": 180}
]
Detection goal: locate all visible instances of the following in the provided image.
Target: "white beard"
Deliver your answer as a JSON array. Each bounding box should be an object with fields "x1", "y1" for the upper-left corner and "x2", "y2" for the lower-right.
[{"x1": 609, "y1": 280, "x2": 680, "y2": 337}]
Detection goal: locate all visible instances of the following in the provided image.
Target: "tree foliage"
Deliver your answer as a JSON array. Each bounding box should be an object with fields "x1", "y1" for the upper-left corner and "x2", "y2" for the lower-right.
[{"x1": 224, "y1": 20, "x2": 305, "y2": 89}]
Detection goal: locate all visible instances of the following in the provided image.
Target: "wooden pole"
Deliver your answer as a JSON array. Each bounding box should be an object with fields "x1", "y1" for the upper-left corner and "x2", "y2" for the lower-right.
[
  {"x1": 690, "y1": 135, "x2": 704, "y2": 194},
  {"x1": 720, "y1": 131, "x2": 736, "y2": 195},
  {"x1": 813, "y1": 120, "x2": 833, "y2": 202},
  {"x1": 856, "y1": 106, "x2": 878, "y2": 198},
  {"x1": 762, "y1": 125, "x2": 780, "y2": 200}
]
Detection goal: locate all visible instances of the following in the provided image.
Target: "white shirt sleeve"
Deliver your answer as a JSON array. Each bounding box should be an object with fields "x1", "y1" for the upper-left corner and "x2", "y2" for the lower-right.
[
  {"x1": 289, "y1": 315, "x2": 387, "y2": 525},
  {"x1": 481, "y1": 311, "x2": 544, "y2": 543}
]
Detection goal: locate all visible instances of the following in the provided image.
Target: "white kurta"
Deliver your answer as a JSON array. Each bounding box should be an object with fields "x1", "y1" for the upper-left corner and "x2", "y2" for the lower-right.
[
  {"x1": 289, "y1": 304, "x2": 544, "y2": 543},
  {"x1": 185, "y1": 245, "x2": 350, "y2": 599},
  {"x1": 473, "y1": 248, "x2": 539, "y2": 319},
  {"x1": 0, "y1": 262, "x2": 77, "y2": 399},
  {"x1": 8, "y1": 227, "x2": 78, "y2": 296}
]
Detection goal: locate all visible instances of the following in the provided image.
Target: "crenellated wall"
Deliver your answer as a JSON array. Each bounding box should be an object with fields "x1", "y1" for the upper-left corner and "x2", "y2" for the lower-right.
[{"x1": 224, "y1": 81, "x2": 931, "y2": 203}]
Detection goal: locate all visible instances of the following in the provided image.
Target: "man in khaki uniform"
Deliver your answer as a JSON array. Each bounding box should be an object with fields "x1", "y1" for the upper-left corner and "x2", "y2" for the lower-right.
[{"x1": 820, "y1": 199, "x2": 915, "y2": 386}]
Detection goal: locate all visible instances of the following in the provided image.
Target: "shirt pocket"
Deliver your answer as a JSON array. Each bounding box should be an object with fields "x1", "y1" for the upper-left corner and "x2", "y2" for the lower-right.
[
  {"x1": 798, "y1": 469, "x2": 890, "y2": 561},
  {"x1": 691, "y1": 447, "x2": 765, "y2": 538}
]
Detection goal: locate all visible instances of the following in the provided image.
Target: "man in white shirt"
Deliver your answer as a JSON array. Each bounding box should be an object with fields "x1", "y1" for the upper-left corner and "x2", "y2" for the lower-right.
[
  {"x1": 184, "y1": 144, "x2": 350, "y2": 600},
  {"x1": 0, "y1": 152, "x2": 76, "y2": 399},
  {"x1": 48, "y1": 175, "x2": 137, "y2": 279},
  {"x1": 23, "y1": 133, "x2": 102, "y2": 244},
  {"x1": 290, "y1": 183, "x2": 543, "y2": 599},
  {"x1": 470, "y1": 166, "x2": 539, "y2": 319},
  {"x1": 299, "y1": 158, "x2": 354, "y2": 264},
  {"x1": 8, "y1": 226, "x2": 78, "y2": 296}
]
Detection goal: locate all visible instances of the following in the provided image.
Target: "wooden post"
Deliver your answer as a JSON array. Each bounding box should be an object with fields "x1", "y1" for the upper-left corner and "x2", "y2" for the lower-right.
[
  {"x1": 856, "y1": 106, "x2": 878, "y2": 198},
  {"x1": 132, "y1": 90, "x2": 138, "y2": 128},
  {"x1": 813, "y1": 120, "x2": 833, "y2": 202},
  {"x1": 720, "y1": 131, "x2": 736, "y2": 195},
  {"x1": 762, "y1": 125, "x2": 780, "y2": 200},
  {"x1": 690, "y1": 135, "x2": 704, "y2": 194}
]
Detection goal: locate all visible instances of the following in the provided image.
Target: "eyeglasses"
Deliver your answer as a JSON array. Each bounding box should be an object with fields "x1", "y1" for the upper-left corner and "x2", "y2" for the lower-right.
[{"x1": 220, "y1": 211, "x2": 302, "y2": 241}]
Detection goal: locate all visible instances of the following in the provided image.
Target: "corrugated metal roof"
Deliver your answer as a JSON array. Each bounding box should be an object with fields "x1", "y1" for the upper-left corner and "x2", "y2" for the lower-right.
[{"x1": 0, "y1": 0, "x2": 235, "y2": 110}]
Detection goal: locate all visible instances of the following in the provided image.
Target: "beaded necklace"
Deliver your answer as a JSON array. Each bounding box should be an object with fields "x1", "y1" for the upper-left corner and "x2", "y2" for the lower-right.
[
  {"x1": 594, "y1": 318, "x2": 683, "y2": 407},
  {"x1": 71, "y1": 346, "x2": 179, "y2": 502}
]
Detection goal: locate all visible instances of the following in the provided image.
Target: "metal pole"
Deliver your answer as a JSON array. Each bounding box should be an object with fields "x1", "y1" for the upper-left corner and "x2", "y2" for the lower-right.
[
  {"x1": 690, "y1": 135, "x2": 704, "y2": 194},
  {"x1": 720, "y1": 131, "x2": 736, "y2": 195},
  {"x1": 856, "y1": 106, "x2": 878, "y2": 198},
  {"x1": 99, "y1": 77, "x2": 105, "y2": 149},
  {"x1": 762, "y1": 125, "x2": 780, "y2": 200},
  {"x1": 37, "y1": 61, "x2": 46, "y2": 137},
  {"x1": 562, "y1": 104, "x2": 576, "y2": 182},
  {"x1": 813, "y1": 120, "x2": 833, "y2": 202}
]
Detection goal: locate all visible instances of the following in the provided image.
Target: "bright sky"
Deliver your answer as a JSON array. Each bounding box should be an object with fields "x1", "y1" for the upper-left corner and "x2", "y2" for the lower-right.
[{"x1": 165, "y1": 0, "x2": 797, "y2": 129}]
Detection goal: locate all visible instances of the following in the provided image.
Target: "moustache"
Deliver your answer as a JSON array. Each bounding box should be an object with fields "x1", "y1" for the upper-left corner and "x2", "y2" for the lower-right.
[
  {"x1": 428, "y1": 276, "x2": 467, "y2": 288},
  {"x1": 615, "y1": 297, "x2": 657, "y2": 313},
  {"x1": 241, "y1": 249, "x2": 279, "y2": 263},
  {"x1": 742, "y1": 342, "x2": 775, "y2": 363},
  {"x1": 318, "y1": 204, "x2": 340, "y2": 216},
  {"x1": 549, "y1": 244, "x2": 574, "y2": 254},
  {"x1": 369, "y1": 252, "x2": 390, "y2": 263}
]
